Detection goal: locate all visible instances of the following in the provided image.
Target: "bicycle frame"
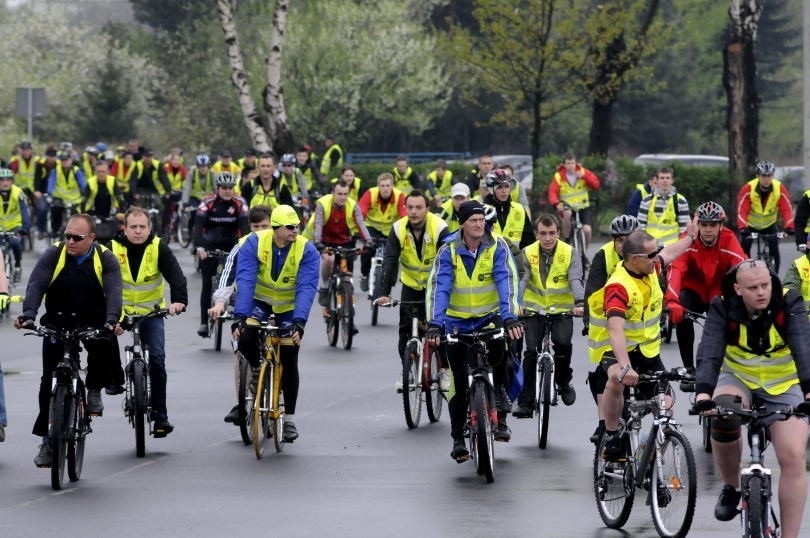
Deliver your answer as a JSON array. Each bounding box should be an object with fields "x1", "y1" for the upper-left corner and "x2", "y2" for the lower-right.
[{"x1": 367, "y1": 240, "x2": 385, "y2": 298}]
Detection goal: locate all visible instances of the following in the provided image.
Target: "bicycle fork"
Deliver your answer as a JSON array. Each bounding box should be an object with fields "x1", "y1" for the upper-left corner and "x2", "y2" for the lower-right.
[{"x1": 741, "y1": 458, "x2": 779, "y2": 535}]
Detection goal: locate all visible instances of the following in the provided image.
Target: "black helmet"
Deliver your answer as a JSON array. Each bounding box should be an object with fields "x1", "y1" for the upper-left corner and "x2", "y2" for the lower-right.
[
  {"x1": 485, "y1": 169, "x2": 511, "y2": 189},
  {"x1": 695, "y1": 201, "x2": 726, "y2": 222},
  {"x1": 755, "y1": 160, "x2": 776, "y2": 176},
  {"x1": 609, "y1": 215, "x2": 640, "y2": 237}
]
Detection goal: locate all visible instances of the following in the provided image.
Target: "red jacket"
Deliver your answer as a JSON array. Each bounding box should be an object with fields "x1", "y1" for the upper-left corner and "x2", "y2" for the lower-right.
[
  {"x1": 547, "y1": 164, "x2": 599, "y2": 206},
  {"x1": 736, "y1": 180, "x2": 794, "y2": 230},
  {"x1": 666, "y1": 227, "x2": 746, "y2": 305}
]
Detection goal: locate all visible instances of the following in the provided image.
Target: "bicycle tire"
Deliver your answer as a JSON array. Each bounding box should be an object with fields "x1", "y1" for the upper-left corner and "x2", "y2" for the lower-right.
[
  {"x1": 744, "y1": 475, "x2": 765, "y2": 538},
  {"x1": 650, "y1": 429, "x2": 697, "y2": 538},
  {"x1": 701, "y1": 416, "x2": 712, "y2": 453},
  {"x1": 50, "y1": 384, "x2": 69, "y2": 490},
  {"x1": 660, "y1": 311, "x2": 673, "y2": 344},
  {"x1": 327, "y1": 284, "x2": 339, "y2": 347},
  {"x1": 177, "y1": 211, "x2": 190, "y2": 248},
  {"x1": 470, "y1": 382, "x2": 495, "y2": 483},
  {"x1": 340, "y1": 282, "x2": 354, "y2": 350},
  {"x1": 252, "y1": 362, "x2": 272, "y2": 459},
  {"x1": 132, "y1": 361, "x2": 147, "y2": 457},
  {"x1": 370, "y1": 264, "x2": 383, "y2": 326},
  {"x1": 272, "y1": 359, "x2": 285, "y2": 453},
  {"x1": 67, "y1": 383, "x2": 86, "y2": 481},
  {"x1": 425, "y1": 343, "x2": 443, "y2": 423},
  {"x1": 238, "y1": 356, "x2": 255, "y2": 445},
  {"x1": 402, "y1": 340, "x2": 422, "y2": 429},
  {"x1": 537, "y1": 356, "x2": 552, "y2": 449},
  {"x1": 213, "y1": 317, "x2": 223, "y2": 352},
  {"x1": 593, "y1": 434, "x2": 635, "y2": 528}
]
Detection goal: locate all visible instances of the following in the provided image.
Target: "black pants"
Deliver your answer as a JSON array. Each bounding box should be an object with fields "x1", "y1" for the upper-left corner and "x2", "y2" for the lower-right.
[
  {"x1": 674, "y1": 288, "x2": 707, "y2": 369},
  {"x1": 237, "y1": 327, "x2": 301, "y2": 414},
  {"x1": 34, "y1": 335, "x2": 113, "y2": 437},
  {"x1": 741, "y1": 225, "x2": 780, "y2": 273},
  {"x1": 517, "y1": 315, "x2": 573, "y2": 407},
  {"x1": 199, "y1": 256, "x2": 219, "y2": 324},
  {"x1": 360, "y1": 228, "x2": 386, "y2": 277},
  {"x1": 446, "y1": 335, "x2": 508, "y2": 440}
]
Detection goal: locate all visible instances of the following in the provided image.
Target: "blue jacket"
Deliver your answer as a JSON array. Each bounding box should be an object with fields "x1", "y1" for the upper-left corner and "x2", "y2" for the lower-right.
[
  {"x1": 625, "y1": 182, "x2": 653, "y2": 217},
  {"x1": 426, "y1": 229, "x2": 519, "y2": 332},
  {"x1": 234, "y1": 233, "x2": 319, "y2": 325}
]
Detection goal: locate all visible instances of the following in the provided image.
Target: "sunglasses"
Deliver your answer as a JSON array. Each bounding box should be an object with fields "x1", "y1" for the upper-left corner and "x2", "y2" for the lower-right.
[
  {"x1": 633, "y1": 244, "x2": 664, "y2": 259},
  {"x1": 274, "y1": 224, "x2": 298, "y2": 230},
  {"x1": 281, "y1": 163, "x2": 295, "y2": 167},
  {"x1": 64, "y1": 233, "x2": 90, "y2": 242}
]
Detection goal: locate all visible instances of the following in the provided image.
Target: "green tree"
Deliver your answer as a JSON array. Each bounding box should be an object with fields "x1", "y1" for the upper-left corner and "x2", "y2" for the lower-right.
[{"x1": 77, "y1": 54, "x2": 138, "y2": 142}]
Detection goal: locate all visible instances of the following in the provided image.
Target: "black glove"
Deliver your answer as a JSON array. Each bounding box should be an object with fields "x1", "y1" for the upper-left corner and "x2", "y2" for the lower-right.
[
  {"x1": 489, "y1": 315, "x2": 503, "y2": 329},
  {"x1": 504, "y1": 317, "x2": 522, "y2": 333},
  {"x1": 693, "y1": 399, "x2": 716, "y2": 413},
  {"x1": 582, "y1": 325, "x2": 589, "y2": 336},
  {"x1": 785, "y1": 228, "x2": 795, "y2": 236},
  {"x1": 17, "y1": 315, "x2": 34, "y2": 328},
  {"x1": 105, "y1": 320, "x2": 118, "y2": 332},
  {"x1": 795, "y1": 399, "x2": 810, "y2": 416},
  {"x1": 739, "y1": 228, "x2": 749, "y2": 236},
  {"x1": 231, "y1": 317, "x2": 246, "y2": 333},
  {"x1": 425, "y1": 324, "x2": 443, "y2": 341},
  {"x1": 291, "y1": 321, "x2": 305, "y2": 338}
]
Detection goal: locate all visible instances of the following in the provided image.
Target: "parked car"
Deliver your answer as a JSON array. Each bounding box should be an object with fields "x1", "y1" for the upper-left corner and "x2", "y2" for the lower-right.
[{"x1": 633, "y1": 154, "x2": 729, "y2": 167}]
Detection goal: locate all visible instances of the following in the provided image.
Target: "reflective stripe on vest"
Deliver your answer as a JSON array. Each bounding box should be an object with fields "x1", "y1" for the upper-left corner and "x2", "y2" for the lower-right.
[
  {"x1": 249, "y1": 181, "x2": 279, "y2": 209},
  {"x1": 51, "y1": 243, "x2": 105, "y2": 286},
  {"x1": 522, "y1": 240, "x2": 575, "y2": 313},
  {"x1": 599, "y1": 241, "x2": 622, "y2": 277},
  {"x1": 85, "y1": 176, "x2": 117, "y2": 212},
  {"x1": 164, "y1": 164, "x2": 184, "y2": 191},
  {"x1": 393, "y1": 213, "x2": 446, "y2": 291},
  {"x1": 365, "y1": 187, "x2": 403, "y2": 235},
  {"x1": 440, "y1": 199, "x2": 459, "y2": 233},
  {"x1": 793, "y1": 254, "x2": 810, "y2": 315},
  {"x1": 429, "y1": 170, "x2": 453, "y2": 199},
  {"x1": 721, "y1": 323, "x2": 797, "y2": 395},
  {"x1": 0, "y1": 185, "x2": 24, "y2": 230},
  {"x1": 587, "y1": 262, "x2": 662, "y2": 363},
  {"x1": 53, "y1": 166, "x2": 83, "y2": 205},
  {"x1": 553, "y1": 172, "x2": 589, "y2": 210},
  {"x1": 746, "y1": 178, "x2": 782, "y2": 229},
  {"x1": 254, "y1": 231, "x2": 307, "y2": 313},
  {"x1": 644, "y1": 195, "x2": 680, "y2": 245},
  {"x1": 111, "y1": 238, "x2": 165, "y2": 315},
  {"x1": 115, "y1": 161, "x2": 141, "y2": 194},
  {"x1": 393, "y1": 167, "x2": 415, "y2": 193},
  {"x1": 303, "y1": 194, "x2": 359, "y2": 239},
  {"x1": 319, "y1": 144, "x2": 344, "y2": 176},
  {"x1": 446, "y1": 241, "x2": 499, "y2": 318},
  {"x1": 491, "y1": 203, "x2": 526, "y2": 242}
]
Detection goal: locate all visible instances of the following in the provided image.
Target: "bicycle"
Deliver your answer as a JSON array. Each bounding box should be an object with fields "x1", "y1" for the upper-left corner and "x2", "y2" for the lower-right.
[
  {"x1": 120, "y1": 307, "x2": 171, "y2": 458},
  {"x1": 135, "y1": 193, "x2": 164, "y2": 238},
  {"x1": 690, "y1": 399, "x2": 810, "y2": 538},
  {"x1": 593, "y1": 368, "x2": 697, "y2": 537},
  {"x1": 367, "y1": 238, "x2": 387, "y2": 326},
  {"x1": 321, "y1": 245, "x2": 359, "y2": 350},
  {"x1": 562, "y1": 203, "x2": 589, "y2": 274},
  {"x1": 749, "y1": 232, "x2": 784, "y2": 273},
  {"x1": 26, "y1": 323, "x2": 105, "y2": 490},
  {"x1": 520, "y1": 310, "x2": 574, "y2": 449},
  {"x1": 444, "y1": 326, "x2": 506, "y2": 483},
  {"x1": 204, "y1": 249, "x2": 232, "y2": 351},
  {"x1": 46, "y1": 197, "x2": 79, "y2": 243},
  {"x1": 0, "y1": 232, "x2": 17, "y2": 313},
  {"x1": 246, "y1": 318, "x2": 288, "y2": 458},
  {"x1": 379, "y1": 299, "x2": 444, "y2": 428}
]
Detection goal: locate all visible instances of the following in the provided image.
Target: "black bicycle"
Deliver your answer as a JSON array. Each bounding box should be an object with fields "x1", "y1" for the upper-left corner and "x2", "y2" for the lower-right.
[
  {"x1": 749, "y1": 231, "x2": 784, "y2": 274},
  {"x1": 321, "y1": 245, "x2": 359, "y2": 350},
  {"x1": 27, "y1": 323, "x2": 105, "y2": 490},
  {"x1": 205, "y1": 248, "x2": 232, "y2": 351}
]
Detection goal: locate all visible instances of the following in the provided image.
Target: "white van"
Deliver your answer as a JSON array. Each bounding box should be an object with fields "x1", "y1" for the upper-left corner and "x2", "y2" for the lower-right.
[{"x1": 633, "y1": 154, "x2": 729, "y2": 167}]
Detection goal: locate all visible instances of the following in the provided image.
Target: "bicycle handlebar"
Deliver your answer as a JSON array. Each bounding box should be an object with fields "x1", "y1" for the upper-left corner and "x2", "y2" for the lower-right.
[
  {"x1": 444, "y1": 326, "x2": 505, "y2": 344},
  {"x1": 375, "y1": 299, "x2": 424, "y2": 307},
  {"x1": 121, "y1": 307, "x2": 172, "y2": 329},
  {"x1": 635, "y1": 367, "x2": 695, "y2": 385},
  {"x1": 689, "y1": 400, "x2": 810, "y2": 419},
  {"x1": 25, "y1": 324, "x2": 103, "y2": 342},
  {"x1": 748, "y1": 231, "x2": 785, "y2": 239},
  {"x1": 519, "y1": 310, "x2": 577, "y2": 320}
]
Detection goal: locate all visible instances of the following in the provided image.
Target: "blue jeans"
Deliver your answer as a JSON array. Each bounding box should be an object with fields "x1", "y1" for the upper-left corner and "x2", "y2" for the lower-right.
[
  {"x1": 139, "y1": 316, "x2": 168, "y2": 420},
  {"x1": 0, "y1": 362, "x2": 7, "y2": 426}
]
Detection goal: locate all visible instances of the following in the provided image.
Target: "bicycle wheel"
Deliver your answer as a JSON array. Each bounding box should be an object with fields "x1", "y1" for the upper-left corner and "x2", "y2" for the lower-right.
[
  {"x1": 213, "y1": 317, "x2": 223, "y2": 352},
  {"x1": 425, "y1": 343, "x2": 443, "y2": 423},
  {"x1": 370, "y1": 265, "x2": 382, "y2": 326},
  {"x1": 67, "y1": 384, "x2": 86, "y2": 481},
  {"x1": 252, "y1": 362, "x2": 272, "y2": 459},
  {"x1": 744, "y1": 475, "x2": 765, "y2": 538},
  {"x1": 593, "y1": 434, "x2": 635, "y2": 529},
  {"x1": 50, "y1": 385, "x2": 70, "y2": 490},
  {"x1": 327, "y1": 285, "x2": 339, "y2": 347},
  {"x1": 177, "y1": 211, "x2": 190, "y2": 248},
  {"x1": 340, "y1": 282, "x2": 354, "y2": 350},
  {"x1": 402, "y1": 340, "x2": 422, "y2": 429},
  {"x1": 661, "y1": 311, "x2": 673, "y2": 344},
  {"x1": 701, "y1": 416, "x2": 712, "y2": 453},
  {"x1": 237, "y1": 356, "x2": 255, "y2": 445},
  {"x1": 132, "y1": 361, "x2": 147, "y2": 457},
  {"x1": 537, "y1": 357, "x2": 552, "y2": 449},
  {"x1": 472, "y1": 383, "x2": 495, "y2": 483},
  {"x1": 650, "y1": 429, "x2": 697, "y2": 538},
  {"x1": 272, "y1": 371, "x2": 285, "y2": 453}
]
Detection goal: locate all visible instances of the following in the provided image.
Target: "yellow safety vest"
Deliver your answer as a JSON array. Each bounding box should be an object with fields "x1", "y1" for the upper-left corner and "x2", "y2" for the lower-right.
[
  {"x1": 439, "y1": 199, "x2": 460, "y2": 233},
  {"x1": 392, "y1": 167, "x2": 416, "y2": 193},
  {"x1": 392, "y1": 213, "x2": 446, "y2": 291},
  {"x1": 643, "y1": 194, "x2": 680, "y2": 245},
  {"x1": 115, "y1": 161, "x2": 142, "y2": 194},
  {"x1": 253, "y1": 232, "x2": 307, "y2": 313},
  {"x1": 111, "y1": 238, "x2": 166, "y2": 315},
  {"x1": 329, "y1": 176, "x2": 361, "y2": 201},
  {"x1": 364, "y1": 187, "x2": 403, "y2": 235},
  {"x1": 522, "y1": 240, "x2": 575, "y2": 313},
  {"x1": 190, "y1": 169, "x2": 214, "y2": 200},
  {"x1": 722, "y1": 322, "x2": 797, "y2": 395},
  {"x1": 0, "y1": 185, "x2": 25, "y2": 230},
  {"x1": 53, "y1": 166, "x2": 83, "y2": 206},
  {"x1": 10, "y1": 155, "x2": 37, "y2": 191},
  {"x1": 163, "y1": 164, "x2": 185, "y2": 191},
  {"x1": 746, "y1": 178, "x2": 782, "y2": 230},
  {"x1": 249, "y1": 180, "x2": 281, "y2": 210},
  {"x1": 553, "y1": 172, "x2": 590, "y2": 210},
  {"x1": 211, "y1": 161, "x2": 242, "y2": 178},
  {"x1": 319, "y1": 144, "x2": 344, "y2": 176},
  {"x1": 446, "y1": 241, "x2": 500, "y2": 318},
  {"x1": 587, "y1": 262, "x2": 662, "y2": 363},
  {"x1": 303, "y1": 194, "x2": 359, "y2": 239},
  {"x1": 490, "y1": 202, "x2": 526, "y2": 243},
  {"x1": 792, "y1": 254, "x2": 810, "y2": 315},
  {"x1": 50, "y1": 243, "x2": 105, "y2": 286},
  {"x1": 599, "y1": 241, "x2": 623, "y2": 277},
  {"x1": 140, "y1": 159, "x2": 167, "y2": 196},
  {"x1": 427, "y1": 170, "x2": 453, "y2": 199},
  {"x1": 280, "y1": 172, "x2": 303, "y2": 196},
  {"x1": 85, "y1": 176, "x2": 117, "y2": 213}
]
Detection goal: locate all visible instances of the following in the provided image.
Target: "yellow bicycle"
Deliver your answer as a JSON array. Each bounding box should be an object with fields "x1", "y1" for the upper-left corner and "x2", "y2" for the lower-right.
[{"x1": 248, "y1": 318, "x2": 289, "y2": 458}]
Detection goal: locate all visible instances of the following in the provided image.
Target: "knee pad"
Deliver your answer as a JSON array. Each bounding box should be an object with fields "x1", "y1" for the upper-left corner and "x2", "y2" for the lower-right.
[
  {"x1": 587, "y1": 368, "x2": 607, "y2": 404},
  {"x1": 710, "y1": 394, "x2": 742, "y2": 443}
]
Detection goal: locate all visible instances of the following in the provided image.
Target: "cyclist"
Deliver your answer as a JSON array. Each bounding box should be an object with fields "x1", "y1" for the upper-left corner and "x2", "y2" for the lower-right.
[
  {"x1": 308, "y1": 181, "x2": 372, "y2": 309},
  {"x1": 211, "y1": 150, "x2": 243, "y2": 181},
  {"x1": 33, "y1": 147, "x2": 58, "y2": 239},
  {"x1": 513, "y1": 213, "x2": 584, "y2": 418},
  {"x1": 47, "y1": 151, "x2": 87, "y2": 237},
  {"x1": 588, "y1": 228, "x2": 697, "y2": 461},
  {"x1": 278, "y1": 153, "x2": 310, "y2": 212},
  {"x1": 694, "y1": 260, "x2": 810, "y2": 538},
  {"x1": 132, "y1": 149, "x2": 171, "y2": 229},
  {"x1": 637, "y1": 167, "x2": 690, "y2": 245},
  {"x1": 0, "y1": 249, "x2": 9, "y2": 441},
  {"x1": 295, "y1": 146, "x2": 325, "y2": 195},
  {"x1": 319, "y1": 137, "x2": 344, "y2": 179},
  {"x1": 109, "y1": 207, "x2": 187, "y2": 437},
  {"x1": 233, "y1": 205, "x2": 319, "y2": 442},
  {"x1": 439, "y1": 182, "x2": 471, "y2": 233},
  {"x1": 237, "y1": 148, "x2": 258, "y2": 184},
  {"x1": 183, "y1": 154, "x2": 217, "y2": 247},
  {"x1": 665, "y1": 201, "x2": 745, "y2": 369},
  {"x1": 392, "y1": 155, "x2": 421, "y2": 194},
  {"x1": 329, "y1": 166, "x2": 362, "y2": 201},
  {"x1": 110, "y1": 150, "x2": 142, "y2": 204},
  {"x1": 357, "y1": 172, "x2": 406, "y2": 292},
  {"x1": 375, "y1": 190, "x2": 450, "y2": 389},
  {"x1": 8, "y1": 140, "x2": 37, "y2": 197},
  {"x1": 737, "y1": 160, "x2": 794, "y2": 273},
  {"x1": 193, "y1": 172, "x2": 250, "y2": 337},
  {"x1": 0, "y1": 167, "x2": 31, "y2": 282},
  {"x1": 425, "y1": 200, "x2": 524, "y2": 460},
  {"x1": 483, "y1": 169, "x2": 534, "y2": 249},
  {"x1": 625, "y1": 170, "x2": 657, "y2": 217},
  {"x1": 464, "y1": 155, "x2": 495, "y2": 194},
  {"x1": 85, "y1": 161, "x2": 123, "y2": 219},
  {"x1": 548, "y1": 152, "x2": 599, "y2": 248},
  {"x1": 784, "y1": 232, "x2": 810, "y2": 309},
  {"x1": 426, "y1": 159, "x2": 453, "y2": 208},
  {"x1": 241, "y1": 153, "x2": 294, "y2": 210},
  {"x1": 80, "y1": 146, "x2": 99, "y2": 180},
  {"x1": 15, "y1": 214, "x2": 122, "y2": 468}
]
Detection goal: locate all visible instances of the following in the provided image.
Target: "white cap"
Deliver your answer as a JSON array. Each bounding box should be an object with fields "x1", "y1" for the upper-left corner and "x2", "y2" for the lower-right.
[{"x1": 451, "y1": 183, "x2": 470, "y2": 198}]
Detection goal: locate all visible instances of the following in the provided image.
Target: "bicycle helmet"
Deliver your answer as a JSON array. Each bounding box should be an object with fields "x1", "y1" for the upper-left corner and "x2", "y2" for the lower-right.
[
  {"x1": 215, "y1": 171, "x2": 237, "y2": 187},
  {"x1": 0, "y1": 168, "x2": 14, "y2": 179},
  {"x1": 196, "y1": 154, "x2": 211, "y2": 167},
  {"x1": 755, "y1": 160, "x2": 776, "y2": 176},
  {"x1": 485, "y1": 169, "x2": 511, "y2": 189},
  {"x1": 609, "y1": 214, "x2": 640, "y2": 237},
  {"x1": 280, "y1": 153, "x2": 296, "y2": 165},
  {"x1": 695, "y1": 201, "x2": 726, "y2": 222}
]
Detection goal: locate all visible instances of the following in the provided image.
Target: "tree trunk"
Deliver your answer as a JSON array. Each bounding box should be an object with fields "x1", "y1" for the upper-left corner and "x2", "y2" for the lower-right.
[
  {"x1": 587, "y1": 99, "x2": 614, "y2": 157},
  {"x1": 216, "y1": 0, "x2": 272, "y2": 153},
  {"x1": 263, "y1": 0, "x2": 295, "y2": 154},
  {"x1": 530, "y1": 94, "x2": 542, "y2": 195}
]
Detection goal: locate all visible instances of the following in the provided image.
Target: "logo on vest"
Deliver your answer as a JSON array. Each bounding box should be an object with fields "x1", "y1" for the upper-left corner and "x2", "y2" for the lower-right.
[{"x1": 478, "y1": 274, "x2": 492, "y2": 282}]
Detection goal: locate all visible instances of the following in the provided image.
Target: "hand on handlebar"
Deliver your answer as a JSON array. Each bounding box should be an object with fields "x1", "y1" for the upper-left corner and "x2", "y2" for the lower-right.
[
  {"x1": 374, "y1": 295, "x2": 391, "y2": 306},
  {"x1": 168, "y1": 302, "x2": 186, "y2": 316},
  {"x1": 615, "y1": 363, "x2": 639, "y2": 386},
  {"x1": 504, "y1": 317, "x2": 524, "y2": 340}
]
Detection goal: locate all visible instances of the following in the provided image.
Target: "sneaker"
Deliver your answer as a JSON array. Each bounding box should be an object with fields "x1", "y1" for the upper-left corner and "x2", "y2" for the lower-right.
[
  {"x1": 282, "y1": 421, "x2": 299, "y2": 442},
  {"x1": 352, "y1": 325, "x2": 359, "y2": 335},
  {"x1": 512, "y1": 405, "x2": 533, "y2": 419},
  {"x1": 105, "y1": 384, "x2": 125, "y2": 396},
  {"x1": 714, "y1": 484, "x2": 741, "y2": 521},
  {"x1": 224, "y1": 405, "x2": 240, "y2": 424},
  {"x1": 494, "y1": 422, "x2": 511, "y2": 442},
  {"x1": 360, "y1": 275, "x2": 369, "y2": 292},
  {"x1": 153, "y1": 418, "x2": 174, "y2": 438},
  {"x1": 439, "y1": 368, "x2": 451, "y2": 392},
  {"x1": 602, "y1": 433, "x2": 626, "y2": 461},
  {"x1": 0, "y1": 424, "x2": 5, "y2": 442},
  {"x1": 197, "y1": 323, "x2": 209, "y2": 338},
  {"x1": 34, "y1": 441, "x2": 51, "y2": 468},
  {"x1": 451, "y1": 438, "x2": 470, "y2": 462},
  {"x1": 590, "y1": 422, "x2": 606, "y2": 444},
  {"x1": 318, "y1": 288, "x2": 330, "y2": 307},
  {"x1": 558, "y1": 383, "x2": 577, "y2": 406},
  {"x1": 86, "y1": 390, "x2": 103, "y2": 416}
]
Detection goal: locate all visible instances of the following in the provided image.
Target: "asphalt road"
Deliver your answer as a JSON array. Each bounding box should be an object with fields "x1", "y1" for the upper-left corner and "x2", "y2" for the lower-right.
[{"x1": 0, "y1": 237, "x2": 808, "y2": 538}]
